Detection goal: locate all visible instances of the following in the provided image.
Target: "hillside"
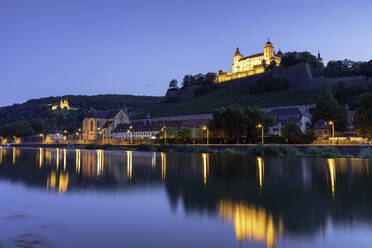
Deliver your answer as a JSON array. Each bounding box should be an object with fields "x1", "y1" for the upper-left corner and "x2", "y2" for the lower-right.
[
  {"x1": 137, "y1": 85, "x2": 320, "y2": 118},
  {"x1": 0, "y1": 94, "x2": 162, "y2": 137}
]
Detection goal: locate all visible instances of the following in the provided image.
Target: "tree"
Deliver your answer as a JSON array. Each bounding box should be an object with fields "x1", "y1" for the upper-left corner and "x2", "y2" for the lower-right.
[
  {"x1": 280, "y1": 52, "x2": 322, "y2": 68},
  {"x1": 281, "y1": 122, "x2": 303, "y2": 144},
  {"x1": 169, "y1": 79, "x2": 178, "y2": 89},
  {"x1": 208, "y1": 105, "x2": 274, "y2": 144},
  {"x1": 324, "y1": 59, "x2": 360, "y2": 77},
  {"x1": 176, "y1": 128, "x2": 192, "y2": 144},
  {"x1": 360, "y1": 60, "x2": 372, "y2": 80},
  {"x1": 311, "y1": 91, "x2": 348, "y2": 131},
  {"x1": 244, "y1": 106, "x2": 274, "y2": 142},
  {"x1": 354, "y1": 91, "x2": 372, "y2": 139}
]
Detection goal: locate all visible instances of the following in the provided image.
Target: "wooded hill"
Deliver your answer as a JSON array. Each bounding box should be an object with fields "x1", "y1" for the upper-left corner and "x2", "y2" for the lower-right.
[{"x1": 0, "y1": 94, "x2": 162, "y2": 137}]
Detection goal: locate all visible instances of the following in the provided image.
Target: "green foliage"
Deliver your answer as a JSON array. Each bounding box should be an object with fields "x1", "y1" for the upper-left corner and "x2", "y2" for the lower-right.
[
  {"x1": 305, "y1": 147, "x2": 346, "y2": 158},
  {"x1": 324, "y1": 59, "x2": 372, "y2": 78},
  {"x1": 176, "y1": 128, "x2": 193, "y2": 144},
  {"x1": 311, "y1": 91, "x2": 348, "y2": 131},
  {"x1": 331, "y1": 81, "x2": 372, "y2": 109},
  {"x1": 280, "y1": 122, "x2": 314, "y2": 144},
  {"x1": 181, "y1": 72, "x2": 217, "y2": 88},
  {"x1": 0, "y1": 94, "x2": 162, "y2": 137},
  {"x1": 208, "y1": 105, "x2": 274, "y2": 143},
  {"x1": 248, "y1": 76, "x2": 291, "y2": 94},
  {"x1": 169, "y1": 79, "x2": 178, "y2": 89},
  {"x1": 137, "y1": 89, "x2": 320, "y2": 119},
  {"x1": 354, "y1": 91, "x2": 372, "y2": 139},
  {"x1": 280, "y1": 51, "x2": 323, "y2": 68},
  {"x1": 247, "y1": 145, "x2": 298, "y2": 157}
]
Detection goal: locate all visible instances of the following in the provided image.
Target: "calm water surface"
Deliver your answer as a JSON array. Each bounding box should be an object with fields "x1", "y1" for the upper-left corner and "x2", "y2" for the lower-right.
[{"x1": 0, "y1": 147, "x2": 372, "y2": 248}]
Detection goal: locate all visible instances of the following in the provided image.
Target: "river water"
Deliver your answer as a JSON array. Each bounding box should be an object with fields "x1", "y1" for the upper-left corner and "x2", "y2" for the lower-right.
[{"x1": 0, "y1": 147, "x2": 371, "y2": 248}]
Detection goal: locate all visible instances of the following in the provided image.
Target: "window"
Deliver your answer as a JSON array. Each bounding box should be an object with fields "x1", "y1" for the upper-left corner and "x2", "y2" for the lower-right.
[{"x1": 90, "y1": 120, "x2": 94, "y2": 132}]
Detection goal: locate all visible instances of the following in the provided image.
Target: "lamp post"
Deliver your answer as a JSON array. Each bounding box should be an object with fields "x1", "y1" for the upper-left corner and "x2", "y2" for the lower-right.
[
  {"x1": 78, "y1": 128, "x2": 82, "y2": 141},
  {"x1": 161, "y1": 126, "x2": 167, "y2": 144},
  {"x1": 257, "y1": 124, "x2": 264, "y2": 145},
  {"x1": 328, "y1": 121, "x2": 335, "y2": 145},
  {"x1": 39, "y1": 134, "x2": 44, "y2": 144},
  {"x1": 202, "y1": 126, "x2": 209, "y2": 145}
]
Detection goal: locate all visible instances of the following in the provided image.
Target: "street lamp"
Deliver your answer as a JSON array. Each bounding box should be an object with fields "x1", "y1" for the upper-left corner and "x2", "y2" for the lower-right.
[
  {"x1": 39, "y1": 134, "x2": 44, "y2": 144},
  {"x1": 328, "y1": 121, "x2": 335, "y2": 145},
  {"x1": 202, "y1": 126, "x2": 209, "y2": 145},
  {"x1": 161, "y1": 126, "x2": 167, "y2": 144},
  {"x1": 127, "y1": 129, "x2": 132, "y2": 144},
  {"x1": 257, "y1": 124, "x2": 264, "y2": 145}
]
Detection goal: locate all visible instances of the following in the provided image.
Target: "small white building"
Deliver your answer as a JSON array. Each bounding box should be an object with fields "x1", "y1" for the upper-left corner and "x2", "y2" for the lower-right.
[
  {"x1": 112, "y1": 124, "x2": 160, "y2": 140},
  {"x1": 267, "y1": 107, "x2": 311, "y2": 135}
]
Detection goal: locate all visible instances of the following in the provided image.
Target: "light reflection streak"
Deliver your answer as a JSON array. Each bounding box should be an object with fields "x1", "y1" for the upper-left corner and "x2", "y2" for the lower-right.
[
  {"x1": 126, "y1": 151, "x2": 132, "y2": 180},
  {"x1": 39, "y1": 148, "x2": 44, "y2": 168},
  {"x1": 0, "y1": 147, "x2": 2, "y2": 164},
  {"x1": 202, "y1": 153, "x2": 209, "y2": 185},
  {"x1": 161, "y1": 152, "x2": 166, "y2": 181},
  {"x1": 328, "y1": 158, "x2": 336, "y2": 197},
  {"x1": 152, "y1": 152, "x2": 156, "y2": 168},
  {"x1": 47, "y1": 171, "x2": 56, "y2": 189},
  {"x1": 56, "y1": 148, "x2": 60, "y2": 170},
  {"x1": 63, "y1": 149, "x2": 67, "y2": 171},
  {"x1": 220, "y1": 199, "x2": 282, "y2": 248},
  {"x1": 59, "y1": 172, "x2": 69, "y2": 193},
  {"x1": 96, "y1": 150, "x2": 104, "y2": 176},
  {"x1": 75, "y1": 149, "x2": 81, "y2": 174},
  {"x1": 257, "y1": 157, "x2": 264, "y2": 190}
]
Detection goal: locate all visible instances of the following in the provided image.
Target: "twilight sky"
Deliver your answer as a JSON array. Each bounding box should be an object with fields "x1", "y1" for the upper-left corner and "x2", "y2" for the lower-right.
[{"x1": 1, "y1": 0, "x2": 372, "y2": 107}]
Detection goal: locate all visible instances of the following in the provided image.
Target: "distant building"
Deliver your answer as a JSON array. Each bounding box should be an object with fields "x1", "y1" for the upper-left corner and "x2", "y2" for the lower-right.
[
  {"x1": 313, "y1": 119, "x2": 332, "y2": 139},
  {"x1": 111, "y1": 119, "x2": 209, "y2": 140},
  {"x1": 218, "y1": 39, "x2": 283, "y2": 83},
  {"x1": 267, "y1": 107, "x2": 311, "y2": 135},
  {"x1": 49, "y1": 98, "x2": 78, "y2": 111},
  {"x1": 82, "y1": 109, "x2": 130, "y2": 140}
]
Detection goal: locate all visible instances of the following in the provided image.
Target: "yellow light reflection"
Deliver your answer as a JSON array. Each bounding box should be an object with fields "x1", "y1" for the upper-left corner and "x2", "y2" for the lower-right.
[
  {"x1": 47, "y1": 171, "x2": 56, "y2": 189},
  {"x1": 257, "y1": 157, "x2": 264, "y2": 189},
  {"x1": 63, "y1": 149, "x2": 67, "y2": 171},
  {"x1": 152, "y1": 152, "x2": 156, "y2": 168},
  {"x1": 12, "y1": 147, "x2": 20, "y2": 165},
  {"x1": 220, "y1": 199, "x2": 282, "y2": 248},
  {"x1": 202, "y1": 153, "x2": 209, "y2": 185},
  {"x1": 75, "y1": 149, "x2": 81, "y2": 174},
  {"x1": 56, "y1": 148, "x2": 60, "y2": 170},
  {"x1": 328, "y1": 158, "x2": 336, "y2": 197},
  {"x1": 97, "y1": 149, "x2": 104, "y2": 176},
  {"x1": 161, "y1": 152, "x2": 166, "y2": 181},
  {"x1": 45, "y1": 149, "x2": 52, "y2": 165},
  {"x1": 39, "y1": 148, "x2": 44, "y2": 168},
  {"x1": 126, "y1": 151, "x2": 132, "y2": 180},
  {"x1": 59, "y1": 172, "x2": 69, "y2": 193},
  {"x1": 0, "y1": 147, "x2": 2, "y2": 164}
]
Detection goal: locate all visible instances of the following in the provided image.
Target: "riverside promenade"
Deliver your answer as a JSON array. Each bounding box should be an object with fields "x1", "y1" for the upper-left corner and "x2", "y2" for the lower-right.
[{"x1": 5, "y1": 143, "x2": 372, "y2": 156}]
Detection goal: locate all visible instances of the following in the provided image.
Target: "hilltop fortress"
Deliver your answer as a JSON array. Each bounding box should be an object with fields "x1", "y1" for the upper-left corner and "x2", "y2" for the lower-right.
[{"x1": 218, "y1": 40, "x2": 283, "y2": 82}]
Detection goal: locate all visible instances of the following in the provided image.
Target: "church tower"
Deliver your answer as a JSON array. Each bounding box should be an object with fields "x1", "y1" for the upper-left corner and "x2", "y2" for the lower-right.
[
  {"x1": 317, "y1": 51, "x2": 323, "y2": 64},
  {"x1": 232, "y1": 47, "x2": 243, "y2": 73},
  {"x1": 263, "y1": 39, "x2": 275, "y2": 64}
]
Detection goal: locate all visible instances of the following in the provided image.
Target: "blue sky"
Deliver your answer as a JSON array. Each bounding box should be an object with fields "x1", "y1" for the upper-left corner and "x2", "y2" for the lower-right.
[{"x1": 1, "y1": 0, "x2": 372, "y2": 106}]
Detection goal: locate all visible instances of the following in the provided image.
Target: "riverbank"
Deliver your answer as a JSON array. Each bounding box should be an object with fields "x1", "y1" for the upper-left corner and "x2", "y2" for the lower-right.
[{"x1": 4, "y1": 143, "x2": 372, "y2": 159}]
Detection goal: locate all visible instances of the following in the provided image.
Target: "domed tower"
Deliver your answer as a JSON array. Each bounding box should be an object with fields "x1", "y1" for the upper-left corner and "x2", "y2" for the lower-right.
[
  {"x1": 232, "y1": 47, "x2": 243, "y2": 73},
  {"x1": 264, "y1": 38, "x2": 275, "y2": 64}
]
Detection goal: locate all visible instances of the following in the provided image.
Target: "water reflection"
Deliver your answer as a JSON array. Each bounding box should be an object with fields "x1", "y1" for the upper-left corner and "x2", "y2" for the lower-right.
[
  {"x1": 127, "y1": 150, "x2": 132, "y2": 180},
  {"x1": 328, "y1": 158, "x2": 336, "y2": 197},
  {"x1": 220, "y1": 199, "x2": 283, "y2": 247},
  {"x1": 257, "y1": 156, "x2": 264, "y2": 190},
  {"x1": 202, "y1": 153, "x2": 209, "y2": 185},
  {"x1": 0, "y1": 148, "x2": 372, "y2": 247}
]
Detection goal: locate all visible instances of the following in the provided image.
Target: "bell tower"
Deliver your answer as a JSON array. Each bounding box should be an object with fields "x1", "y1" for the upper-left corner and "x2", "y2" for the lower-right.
[{"x1": 264, "y1": 38, "x2": 275, "y2": 64}]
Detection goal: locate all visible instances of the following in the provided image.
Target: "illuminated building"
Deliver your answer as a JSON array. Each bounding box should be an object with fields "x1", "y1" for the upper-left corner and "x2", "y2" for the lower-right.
[
  {"x1": 82, "y1": 109, "x2": 130, "y2": 140},
  {"x1": 50, "y1": 99, "x2": 71, "y2": 111},
  {"x1": 220, "y1": 199, "x2": 283, "y2": 248},
  {"x1": 218, "y1": 39, "x2": 283, "y2": 83}
]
